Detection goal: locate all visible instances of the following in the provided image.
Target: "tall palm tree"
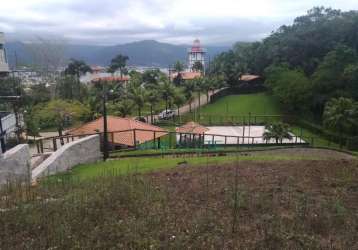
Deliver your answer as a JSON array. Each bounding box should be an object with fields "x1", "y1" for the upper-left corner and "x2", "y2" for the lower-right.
[
  {"x1": 192, "y1": 61, "x2": 204, "y2": 73},
  {"x1": 108, "y1": 54, "x2": 129, "y2": 79},
  {"x1": 117, "y1": 99, "x2": 134, "y2": 117},
  {"x1": 174, "y1": 60, "x2": 184, "y2": 72},
  {"x1": 263, "y1": 122, "x2": 292, "y2": 144},
  {"x1": 147, "y1": 90, "x2": 160, "y2": 123},
  {"x1": 129, "y1": 85, "x2": 147, "y2": 117},
  {"x1": 183, "y1": 80, "x2": 195, "y2": 112},
  {"x1": 64, "y1": 59, "x2": 92, "y2": 101},
  {"x1": 160, "y1": 80, "x2": 176, "y2": 113},
  {"x1": 323, "y1": 97, "x2": 358, "y2": 145},
  {"x1": 173, "y1": 89, "x2": 185, "y2": 117}
]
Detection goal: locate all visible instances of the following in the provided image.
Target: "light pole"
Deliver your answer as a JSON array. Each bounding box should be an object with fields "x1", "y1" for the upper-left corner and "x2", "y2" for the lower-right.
[{"x1": 102, "y1": 83, "x2": 109, "y2": 161}]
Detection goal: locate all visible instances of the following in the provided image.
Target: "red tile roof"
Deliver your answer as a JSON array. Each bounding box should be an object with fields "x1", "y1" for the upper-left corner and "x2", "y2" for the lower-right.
[
  {"x1": 92, "y1": 76, "x2": 130, "y2": 82},
  {"x1": 171, "y1": 71, "x2": 202, "y2": 80},
  {"x1": 240, "y1": 74, "x2": 261, "y2": 82},
  {"x1": 68, "y1": 116, "x2": 167, "y2": 147},
  {"x1": 176, "y1": 121, "x2": 208, "y2": 134}
]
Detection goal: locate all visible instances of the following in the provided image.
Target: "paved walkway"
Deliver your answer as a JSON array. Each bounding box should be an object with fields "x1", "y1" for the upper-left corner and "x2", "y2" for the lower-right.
[{"x1": 146, "y1": 88, "x2": 224, "y2": 123}]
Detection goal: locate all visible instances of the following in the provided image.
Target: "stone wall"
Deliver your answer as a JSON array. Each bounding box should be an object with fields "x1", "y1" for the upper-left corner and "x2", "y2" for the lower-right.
[
  {"x1": 32, "y1": 135, "x2": 101, "y2": 180},
  {"x1": 0, "y1": 144, "x2": 31, "y2": 185}
]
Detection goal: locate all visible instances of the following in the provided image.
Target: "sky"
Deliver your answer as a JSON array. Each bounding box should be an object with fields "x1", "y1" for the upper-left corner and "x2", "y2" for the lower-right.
[{"x1": 0, "y1": 0, "x2": 357, "y2": 46}]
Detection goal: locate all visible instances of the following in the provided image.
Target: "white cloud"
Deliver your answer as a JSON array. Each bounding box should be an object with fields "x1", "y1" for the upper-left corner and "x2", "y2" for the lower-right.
[{"x1": 0, "y1": 0, "x2": 357, "y2": 45}]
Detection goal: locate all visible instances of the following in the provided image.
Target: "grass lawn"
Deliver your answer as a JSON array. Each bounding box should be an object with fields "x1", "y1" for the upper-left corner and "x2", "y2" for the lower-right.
[
  {"x1": 53, "y1": 153, "x2": 320, "y2": 180},
  {"x1": 198, "y1": 92, "x2": 282, "y2": 116}
]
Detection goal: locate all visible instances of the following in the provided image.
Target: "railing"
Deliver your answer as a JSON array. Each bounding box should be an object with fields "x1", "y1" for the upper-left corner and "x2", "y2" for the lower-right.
[{"x1": 34, "y1": 128, "x2": 308, "y2": 156}]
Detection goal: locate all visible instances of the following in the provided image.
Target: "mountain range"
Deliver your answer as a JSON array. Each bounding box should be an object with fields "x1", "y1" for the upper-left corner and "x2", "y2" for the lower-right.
[{"x1": 4, "y1": 40, "x2": 230, "y2": 68}]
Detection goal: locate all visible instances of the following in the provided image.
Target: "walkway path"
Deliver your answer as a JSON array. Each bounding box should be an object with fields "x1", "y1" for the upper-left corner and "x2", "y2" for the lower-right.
[{"x1": 146, "y1": 88, "x2": 225, "y2": 124}]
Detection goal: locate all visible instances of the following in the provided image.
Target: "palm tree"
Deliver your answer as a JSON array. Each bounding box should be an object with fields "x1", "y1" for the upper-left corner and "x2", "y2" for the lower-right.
[
  {"x1": 108, "y1": 54, "x2": 129, "y2": 79},
  {"x1": 117, "y1": 99, "x2": 134, "y2": 117},
  {"x1": 147, "y1": 90, "x2": 160, "y2": 123},
  {"x1": 160, "y1": 80, "x2": 176, "y2": 113},
  {"x1": 263, "y1": 122, "x2": 292, "y2": 144},
  {"x1": 129, "y1": 86, "x2": 147, "y2": 117},
  {"x1": 64, "y1": 59, "x2": 92, "y2": 100},
  {"x1": 183, "y1": 80, "x2": 195, "y2": 112},
  {"x1": 323, "y1": 97, "x2": 358, "y2": 146},
  {"x1": 173, "y1": 89, "x2": 185, "y2": 117},
  {"x1": 174, "y1": 60, "x2": 184, "y2": 72},
  {"x1": 192, "y1": 61, "x2": 204, "y2": 73}
]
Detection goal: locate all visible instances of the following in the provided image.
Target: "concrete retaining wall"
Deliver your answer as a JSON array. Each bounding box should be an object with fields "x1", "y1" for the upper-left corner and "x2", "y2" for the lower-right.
[
  {"x1": 32, "y1": 135, "x2": 101, "y2": 180},
  {"x1": 0, "y1": 144, "x2": 31, "y2": 185}
]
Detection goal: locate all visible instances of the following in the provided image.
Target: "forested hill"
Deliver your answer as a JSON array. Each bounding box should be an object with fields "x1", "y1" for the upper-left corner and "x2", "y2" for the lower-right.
[
  {"x1": 211, "y1": 7, "x2": 358, "y2": 128},
  {"x1": 5, "y1": 40, "x2": 229, "y2": 67}
]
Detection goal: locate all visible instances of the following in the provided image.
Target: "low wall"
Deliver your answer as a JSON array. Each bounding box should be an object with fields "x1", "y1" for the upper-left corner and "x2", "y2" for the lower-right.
[
  {"x1": 32, "y1": 135, "x2": 101, "y2": 180},
  {"x1": 0, "y1": 144, "x2": 31, "y2": 185}
]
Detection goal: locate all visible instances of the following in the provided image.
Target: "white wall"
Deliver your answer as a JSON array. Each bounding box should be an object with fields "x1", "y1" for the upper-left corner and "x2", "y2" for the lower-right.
[
  {"x1": 0, "y1": 144, "x2": 31, "y2": 185},
  {"x1": 32, "y1": 135, "x2": 101, "y2": 180}
]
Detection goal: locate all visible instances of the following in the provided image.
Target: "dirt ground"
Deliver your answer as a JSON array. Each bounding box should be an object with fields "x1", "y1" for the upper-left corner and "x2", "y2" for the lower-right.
[
  {"x1": 146, "y1": 153, "x2": 358, "y2": 249},
  {"x1": 245, "y1": 147, "x2": 356, "y2": 160}
]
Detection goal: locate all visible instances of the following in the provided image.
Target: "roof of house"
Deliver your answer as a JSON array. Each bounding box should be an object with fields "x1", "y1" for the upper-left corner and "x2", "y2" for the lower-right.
[
  {"x1": 92, "y1": 76, "x2": 130, "y2": 82},
  {"x1": 240, "y1": 74, "x2": 261, "y2": 82},
  {"x1": 171, "y1": 71, "x2": 202, "y2": 80},
  {"x1": 68, "y1": 116, "x2": 167, "y2": 147},
  {"x1": 176, "y1": 121, "x2": 209, "y2": 134}
]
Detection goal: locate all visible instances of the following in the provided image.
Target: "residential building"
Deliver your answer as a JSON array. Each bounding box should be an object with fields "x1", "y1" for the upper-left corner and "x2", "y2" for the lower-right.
[{"x1": 0, "y1": 32, "x2": 10, "y2": 77}]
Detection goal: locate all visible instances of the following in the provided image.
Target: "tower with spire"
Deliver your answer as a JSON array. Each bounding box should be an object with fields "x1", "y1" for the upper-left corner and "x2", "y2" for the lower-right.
[{"x1": 187, "y1": 39, "x2": 206, "y2": 72}]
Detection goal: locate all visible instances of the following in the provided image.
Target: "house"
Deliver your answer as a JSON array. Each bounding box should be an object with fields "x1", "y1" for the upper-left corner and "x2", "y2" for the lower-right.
[
  {"x1": 170, "y1": 71, "x2": 202, "y2": 82},
  {"x1": 0, "y1": 32, "x2": 10, "y2": 77},
  {"x1": 67, "y1": 116, "x2": 167, "y2": 148},
  {"x1": 240, "y1": 74, "x2": 263, "y2": 85},
  {"x1": 91, "y1": 76, "x2": 130, "y2": 85}
]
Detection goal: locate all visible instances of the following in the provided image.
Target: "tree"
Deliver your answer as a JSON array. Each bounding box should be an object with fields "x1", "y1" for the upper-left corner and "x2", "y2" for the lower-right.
[
  {"x1": 129, "y1": 86, "x2": 147, "y2": 117},
  {"x1": 160, "y1": 80, "x2": 175, "y2": 113},
  {"x1": 108, "y1": 54, "x2": 129, "y2": 79},
  {"x1": 173, "y1": 89, "x2": 185, "y2": 117},
  {"x1": 64, "y1": 59, "x2": 92, "y2": 101},
  {"x1": 34, "y1": 100, "x2": 90, "y2": 140},
  {"x1": 174, "y1": 61, "x2": 184, "y2": 72},
  {"x1": 183, "y1": 80, "x2": 195, "y2": 112},
  {"x1": 147, "y1": 90, "x2": 160, "y2": 123},
  {"x1": 263, "y1": 122, "x2": 292, "y2": 144},
  {"x1": 192, "y1": 61, "x2": 204, "y2": 73},
  {"x1": 108, "y1": 99, "x2": 134, "y2": 118},
  {"x1": 323, "y1": 97, "x2": 358, "y2": 140},
  {"x1": 55, "y1": 75, "x2": 88, "y2": 101},
  {"x1": 265, "y1": 65, "x2": 312, "y2": 113}
]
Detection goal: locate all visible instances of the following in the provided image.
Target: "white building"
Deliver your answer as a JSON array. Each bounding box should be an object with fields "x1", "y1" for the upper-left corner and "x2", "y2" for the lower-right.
[
  {"x1": 187, "y1": 39, "x2": 206, "y2": 72},
  {"x1": 0, "y1": 112, "x2": 17, "y2": 152},
  {"x1": 0, "y1": 32, "x2": 10, "y2": 76}
]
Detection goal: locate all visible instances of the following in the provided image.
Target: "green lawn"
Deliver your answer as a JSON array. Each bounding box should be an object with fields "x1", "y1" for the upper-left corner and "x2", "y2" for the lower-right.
[
  {"x1": 51, "y1": 154, "x2": 319, "y2": 180},
  {"x1": 199, "y1": 92, "x2": 282, "y2": 116}
]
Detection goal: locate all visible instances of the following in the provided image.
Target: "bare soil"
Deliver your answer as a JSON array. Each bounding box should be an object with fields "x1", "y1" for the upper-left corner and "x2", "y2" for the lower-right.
[{"x1": 146, "y1": 156, "x2": 358, "y2": 249}]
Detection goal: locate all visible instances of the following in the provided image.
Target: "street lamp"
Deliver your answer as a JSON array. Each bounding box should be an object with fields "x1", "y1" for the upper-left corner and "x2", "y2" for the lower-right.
[{"x1": 102, "y1": 85, "x2": 114, "y2": 161}]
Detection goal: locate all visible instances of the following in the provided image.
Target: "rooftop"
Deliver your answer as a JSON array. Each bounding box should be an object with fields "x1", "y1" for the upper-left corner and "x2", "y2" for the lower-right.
[{"x1": 68, "y1": 116, "x2": 167, "y2": 147}]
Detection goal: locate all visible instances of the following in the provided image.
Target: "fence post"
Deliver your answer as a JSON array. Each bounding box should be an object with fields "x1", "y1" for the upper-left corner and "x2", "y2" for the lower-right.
[
  {"x1": 153, "y1": 131, "x2": 156, "y2": 149},
  {"x1": 133, "y1": 129, "x2": 137, "y2": 149},
  {"x1": 53, "y1": 138, "x2": 57, "y2": 151},
  {"x1": 225, "y1": 136, "x2": 227, "y2": 145},
  {"x1": 40, "y1": 140, "x2": 44, "y2": 153},
  {"x1": 36, "y1": 140, "x2": 40, "y2": 154}
]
